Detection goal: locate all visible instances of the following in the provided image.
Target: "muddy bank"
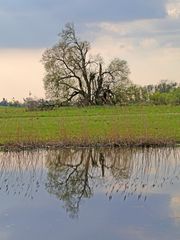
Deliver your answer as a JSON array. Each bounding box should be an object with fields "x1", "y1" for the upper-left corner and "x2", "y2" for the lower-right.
[{"x1": 0, "y1": 138, "x2": 178, "y2": 151}]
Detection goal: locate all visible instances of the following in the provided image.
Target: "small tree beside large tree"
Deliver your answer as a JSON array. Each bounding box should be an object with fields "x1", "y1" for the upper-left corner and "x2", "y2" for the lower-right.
[{"x1": 42, "y1": 23, "x2": 130, "y2": 105}]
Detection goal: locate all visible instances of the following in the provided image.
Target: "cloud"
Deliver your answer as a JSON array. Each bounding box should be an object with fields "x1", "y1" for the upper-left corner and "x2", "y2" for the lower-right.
[
  {"x1": 0, "y1": 0, "x2": 166, "y2": 20},
  {"x1": 0, "y1": 0, "x2": 167, "y2": 47},
  {"x1": 0, "y1": 0, "x2": 179, "y2": 98},
  {"x1": 166, "y1": 0, "x2": 180, "y2": 19},
  {"x1": 0, "y1": 231, "x2": 10, "y2": 240},
  {"x1": 89, "y1": 16, "x2": 180, "y2": 47},
  {"x1": 88, "y1": 19, "x2": 180, "y2": 85},
  {"x1": 139, "y1": 38, "x2": 158, "y2": 48}
]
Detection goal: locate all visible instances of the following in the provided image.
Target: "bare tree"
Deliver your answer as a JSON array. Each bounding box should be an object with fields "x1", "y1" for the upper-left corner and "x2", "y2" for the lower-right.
[{"x1": 42, "y1": 23, "x2": 130, "y2": 105}]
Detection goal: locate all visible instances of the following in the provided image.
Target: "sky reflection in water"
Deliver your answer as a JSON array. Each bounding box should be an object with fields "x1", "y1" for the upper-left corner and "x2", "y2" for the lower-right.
[{"x1": 0, "y1": 147, "x2": 179, "y2": 240}]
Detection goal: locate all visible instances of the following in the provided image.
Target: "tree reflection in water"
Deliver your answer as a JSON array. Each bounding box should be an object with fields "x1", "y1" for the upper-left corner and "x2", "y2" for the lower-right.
[
  {"x1": 45, "y1": 149, "x2": 94, "y2": 218},
  {"x1": 0, "y1": 148, "x2": 179, "y2": 218},
  {"x1": 45, "y1": 147, "x2": 180, "y2": 217}
]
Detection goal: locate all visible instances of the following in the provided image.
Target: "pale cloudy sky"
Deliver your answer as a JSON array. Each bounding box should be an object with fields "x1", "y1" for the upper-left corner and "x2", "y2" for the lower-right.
[{"x1": 0, "y1": 0, "x2": 180, "y2": 100}]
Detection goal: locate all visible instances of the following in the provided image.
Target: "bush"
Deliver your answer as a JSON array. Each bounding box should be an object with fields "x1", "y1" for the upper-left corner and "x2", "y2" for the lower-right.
[{"x1": 23, "y1": 98, "x2": 57, "y2": 111}]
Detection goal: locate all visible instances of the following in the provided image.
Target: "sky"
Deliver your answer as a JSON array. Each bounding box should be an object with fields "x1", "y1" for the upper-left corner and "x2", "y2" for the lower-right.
[{"x1": 0, "y1": 0, "x2": 180, "y2": 100}]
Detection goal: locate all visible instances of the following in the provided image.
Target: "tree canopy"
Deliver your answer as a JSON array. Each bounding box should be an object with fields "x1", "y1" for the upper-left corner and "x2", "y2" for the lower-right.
[{"x1": 42, "y1": 23, "x2": 130, "y2": 105}]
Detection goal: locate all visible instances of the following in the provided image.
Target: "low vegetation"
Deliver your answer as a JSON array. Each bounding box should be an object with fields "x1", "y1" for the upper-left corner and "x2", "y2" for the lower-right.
[{"x1": 0, "y1": 105, "x2": 179, "y2": 149}]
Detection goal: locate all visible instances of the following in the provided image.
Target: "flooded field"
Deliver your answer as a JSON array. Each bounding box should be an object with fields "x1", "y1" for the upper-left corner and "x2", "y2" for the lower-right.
[{"x1": 0, "y1": 147, "x2": 179, "y2": 240}]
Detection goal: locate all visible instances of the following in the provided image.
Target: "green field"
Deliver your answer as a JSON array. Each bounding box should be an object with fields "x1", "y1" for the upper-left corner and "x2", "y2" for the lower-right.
[{"x1": 0, "y1": 105, "x2": 179, "y2": 147}]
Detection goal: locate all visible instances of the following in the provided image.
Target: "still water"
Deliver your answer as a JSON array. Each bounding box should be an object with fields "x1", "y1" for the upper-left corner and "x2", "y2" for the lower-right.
[{"x1": 0, "y1": 147, "x2": 179, "y2": 240}]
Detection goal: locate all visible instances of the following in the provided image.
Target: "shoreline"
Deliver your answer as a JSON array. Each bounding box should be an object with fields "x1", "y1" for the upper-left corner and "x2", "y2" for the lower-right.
[{"x1": 0, "y1": 139, "x2": 179, "y2": 152}]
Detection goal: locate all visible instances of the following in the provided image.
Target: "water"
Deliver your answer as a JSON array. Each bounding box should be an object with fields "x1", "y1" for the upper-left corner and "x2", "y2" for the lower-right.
[{"x1": 0, "y1": 147, "x2": 179, "y2": 240}]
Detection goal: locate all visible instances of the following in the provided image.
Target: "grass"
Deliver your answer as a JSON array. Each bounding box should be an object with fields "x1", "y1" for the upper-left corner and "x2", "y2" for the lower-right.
[{"x1": 0, "y1": 105, "x2": 179, "y2": 148}]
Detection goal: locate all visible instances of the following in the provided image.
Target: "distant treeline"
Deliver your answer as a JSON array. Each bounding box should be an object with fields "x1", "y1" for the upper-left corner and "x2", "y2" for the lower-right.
[
  {"x1": 114, "y1": 80, "x2": 180, "y2": 105},
  {"x1": 0, "y1": 97, "x2": 57, "y2": 110},
  {"x1": 0, "y1": 80, "x2": 179, "y2": 110},
  {"x1": 0, "y1": 98, "x2": 22, "y2": 107}
]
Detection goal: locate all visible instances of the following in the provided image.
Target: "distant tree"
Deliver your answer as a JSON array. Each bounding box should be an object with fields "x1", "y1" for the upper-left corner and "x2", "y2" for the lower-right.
[
  {"x1": 171, "y1": 87, "x2": 180, "y2": 105},
  {"x1": 0, "y1": 98, "x2": 8, "y2": 106},
  {"x1": 8, "y1": 97, "x2": 22, "y2": 107},
  {"x1": 142, "y1": 84, "x2": 155, "y2": 102},
  {"x1": 42, "y1": 23, "x2": 130, "y2": 105},
  {"x1": 155, "y1": 80, "x2": 177, "y2": 93},
  {"x1": 114, "y1": 84, "x2": 149, "y2": 105},
  {"x1": 150, "y1": 86, "x2": 180, "y2": 105},
  {"x1": 150, "y1": 92, "x2": 169, "y2": 105},
  {"x1": 23, "y1": 97, "x2": 57, "y2": 111}
]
